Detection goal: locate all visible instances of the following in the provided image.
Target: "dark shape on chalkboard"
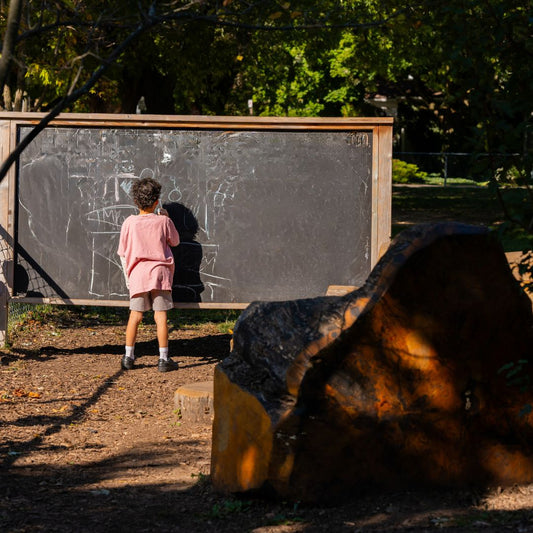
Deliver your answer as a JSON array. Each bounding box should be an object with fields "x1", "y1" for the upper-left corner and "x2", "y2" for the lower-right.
[
  {"x1": 12, "y1": 263, "x2": 29, "y2": 294},
  {"x1": 13, "y1": 243, "x2": 64, "y2": 299},
  {"x1": 164, "y1": 203, "x2": 204, "y2": 303}
]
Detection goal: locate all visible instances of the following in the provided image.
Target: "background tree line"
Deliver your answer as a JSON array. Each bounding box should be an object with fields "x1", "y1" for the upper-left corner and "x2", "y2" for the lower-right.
[{"x1": 0, "y1": 0, "x2": 531, "y2": 173}]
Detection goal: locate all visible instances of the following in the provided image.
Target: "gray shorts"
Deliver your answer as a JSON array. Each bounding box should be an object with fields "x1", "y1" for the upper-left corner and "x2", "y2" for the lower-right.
[{"x1": 130, "y1": 290, "x2": 174, "y2": 312}]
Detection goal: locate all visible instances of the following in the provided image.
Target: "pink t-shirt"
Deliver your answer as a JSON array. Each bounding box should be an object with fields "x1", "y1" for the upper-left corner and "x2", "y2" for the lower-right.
[{"x1": 118, "y1": 214, "x2": 180, "y2": 297}]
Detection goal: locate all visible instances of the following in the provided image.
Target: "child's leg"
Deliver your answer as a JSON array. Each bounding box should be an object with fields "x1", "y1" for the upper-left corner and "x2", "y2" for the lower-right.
[
  {"x1": 152, "y1": 291, "x2": 177, "y2": 372},
  {"x1": 121, "y1": 310, "x2": 143, "y2": 370},
  {"x1": 125, "y1": 310, "x2": 144, "y2": 352},
  {"x1": 154, "y1": 310, "x2": 168, "y2": 356}
]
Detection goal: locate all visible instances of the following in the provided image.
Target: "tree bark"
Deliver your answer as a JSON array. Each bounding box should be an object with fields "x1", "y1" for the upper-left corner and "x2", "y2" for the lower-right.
[
  {"x1": 0, "y1": 0, "x2": 24, "y2": 105},
  {"x1": 211, "y1": 222, "x2": 533, "y2": 502}
]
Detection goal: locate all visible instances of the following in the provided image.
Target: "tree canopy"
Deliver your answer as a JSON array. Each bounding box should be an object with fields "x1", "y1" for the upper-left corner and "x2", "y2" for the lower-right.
[{"x1": 0, "y1": 0, "x2": 530, "y2": 159}]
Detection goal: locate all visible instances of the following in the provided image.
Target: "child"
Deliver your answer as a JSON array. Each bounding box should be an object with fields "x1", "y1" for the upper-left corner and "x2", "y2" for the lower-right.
[{"x1": 118, "y1": 177, "x2": 180, "y2": 372}]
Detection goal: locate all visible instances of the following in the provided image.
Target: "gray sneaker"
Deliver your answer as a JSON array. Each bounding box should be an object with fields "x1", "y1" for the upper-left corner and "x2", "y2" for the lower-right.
[
  {"x1": 121, "y1": 356, "x2": 134, "y2": 370},
  {"x1": 158, "y1": 357, "x2": 179, "y2": 372}
]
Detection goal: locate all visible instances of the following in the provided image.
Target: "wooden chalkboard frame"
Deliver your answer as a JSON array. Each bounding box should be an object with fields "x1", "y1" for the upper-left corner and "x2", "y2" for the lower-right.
[{"x1": 0, "y1": 112, "x2": 393, "y2": 342}]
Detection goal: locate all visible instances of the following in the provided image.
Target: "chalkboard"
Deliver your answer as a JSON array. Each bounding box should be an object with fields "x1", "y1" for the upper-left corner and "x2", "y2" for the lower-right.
[{"x1": 10, "y1": 120, "x2": 383, "y2": 305}]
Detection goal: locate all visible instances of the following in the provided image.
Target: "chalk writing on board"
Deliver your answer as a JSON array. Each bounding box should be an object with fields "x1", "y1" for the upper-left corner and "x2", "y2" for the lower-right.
[{"x1": 16, "y1": 127, "x2": 373, "y2": 303}]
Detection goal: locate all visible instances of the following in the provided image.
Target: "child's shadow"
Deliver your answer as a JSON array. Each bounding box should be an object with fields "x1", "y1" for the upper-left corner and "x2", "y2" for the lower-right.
[{"x1": 164, "y1": 203, "x2": 204, "y2": 302}]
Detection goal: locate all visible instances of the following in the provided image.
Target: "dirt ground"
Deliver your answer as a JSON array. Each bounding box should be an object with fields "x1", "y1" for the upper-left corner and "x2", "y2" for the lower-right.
[{"x1": 1, "y1": 186, "x2": 533, "y2": 532}]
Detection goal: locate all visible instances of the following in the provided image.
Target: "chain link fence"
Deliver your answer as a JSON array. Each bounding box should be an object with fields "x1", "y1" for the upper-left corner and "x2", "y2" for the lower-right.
[
  {"x1": 8, "y1": 301, "x2": 34, "y2": 329},
  {"x1": 0, "y1": 223, "x2": 53, "y2": 334}
]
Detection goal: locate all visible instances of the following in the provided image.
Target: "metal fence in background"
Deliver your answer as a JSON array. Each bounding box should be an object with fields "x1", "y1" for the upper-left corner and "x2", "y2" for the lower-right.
[
  {"x1": 394, "y1": 152, "x2": 522, "y2": 184},
  {"x1": 8, "y1": 301, "x2": 33, "y2": 330}
]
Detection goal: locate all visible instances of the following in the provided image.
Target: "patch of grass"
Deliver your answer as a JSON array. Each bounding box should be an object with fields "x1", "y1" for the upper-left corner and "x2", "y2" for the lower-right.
[
  {"x1": 423, "y1": 176, "x2": 488, "y2": 186},
  {"x1": 168, "y1": 309, "x2": 240, "y2": 333},
  {"x1": 8, "y1": 304, "x2": 241, "y2": 339},
  {"x1": 392, "y1": 184, "x2": 533, "y2": 252},
  {"x1": 9, "y1": 303, "x2": 54, "y2": 329},
  {"x1": 392, "y1": 184, "x2": 502, "y2": 216},
  {"x1": 78, "y1": 306, "x2": 129, "y2": 324},
  {"x1": 206, "y1": 498, "x2": 252, "y2": 519},
  {"x1": 191, "y1": 472, "x2": 209, "y2": 484}
]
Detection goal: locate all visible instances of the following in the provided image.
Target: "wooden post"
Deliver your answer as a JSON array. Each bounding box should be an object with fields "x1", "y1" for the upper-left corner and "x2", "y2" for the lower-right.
[{"x1": 0, "y1": 119, "x2": 14, "y2": 345}]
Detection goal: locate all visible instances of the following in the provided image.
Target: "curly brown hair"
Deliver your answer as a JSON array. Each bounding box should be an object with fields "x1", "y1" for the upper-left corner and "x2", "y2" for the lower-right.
[{"x1": 132, "y1": 177, "x2": 162, "y2": 210}]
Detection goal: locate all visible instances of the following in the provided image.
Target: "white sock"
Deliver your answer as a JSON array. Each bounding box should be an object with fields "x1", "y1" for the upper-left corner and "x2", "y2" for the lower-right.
[
  {"x1": 125, "y1": 345, "x2": 135, "y2": 360},
  {"x1": 159, "y1": 347, "x2": 169, "y2": 361}
]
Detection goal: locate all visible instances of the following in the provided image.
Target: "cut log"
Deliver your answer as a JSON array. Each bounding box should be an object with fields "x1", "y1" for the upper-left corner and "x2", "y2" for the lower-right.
[
  {"x1": 174, "y1": 381, "x2": 213, "y2": 423},
  {"x1": 211, "y1": 222, "x2": 533, "y2": 502},
  {"x1": 325, "y1": 285, "x2": 358, "y2": 296}
]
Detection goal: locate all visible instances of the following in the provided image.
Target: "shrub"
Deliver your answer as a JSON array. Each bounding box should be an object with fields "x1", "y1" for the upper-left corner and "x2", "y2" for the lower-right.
[{"x1": 392, "y1": 159, "x2": 428, "y2": 184}]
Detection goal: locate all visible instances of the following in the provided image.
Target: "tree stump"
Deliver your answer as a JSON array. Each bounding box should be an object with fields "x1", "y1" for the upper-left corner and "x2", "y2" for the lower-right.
[
  {"x1": 211, "y1": 223, "x2": 533, "y2": 502},
  {"x1": 174, "y1": 381, "x2": 213, "y2": 423}
]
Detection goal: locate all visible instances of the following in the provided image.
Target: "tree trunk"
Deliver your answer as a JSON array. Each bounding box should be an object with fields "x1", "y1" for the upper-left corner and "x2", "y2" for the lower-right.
[{"x1": 0, "y1": 0, "x2": 24, "y2": 102}]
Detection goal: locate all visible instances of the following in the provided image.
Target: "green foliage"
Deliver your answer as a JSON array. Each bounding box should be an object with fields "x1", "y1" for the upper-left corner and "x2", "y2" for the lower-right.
[
  {"x1": 216, "y1": 318, "x2": 237, "y2": 335},
  {"x1": 392, "y1": 159, "x2": 427, "y2": 184},
  {"x1": 1, "y1": 0, "x2": 531, "y2": 152},
  {"x1": 494, "y1": 165, "x2": 530, "y2": 186},
  {"x1": 243, "y1": 31, "x2": 337, "y2": 117},
  {"x1": 206, "y1": 498, "x2": 251, "y2": 519}
]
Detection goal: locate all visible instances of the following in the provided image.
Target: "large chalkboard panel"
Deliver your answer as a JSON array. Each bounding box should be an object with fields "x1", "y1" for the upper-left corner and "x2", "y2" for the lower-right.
[{"x1": 14, "y1": 125, "x2": 374, "y2": 303}]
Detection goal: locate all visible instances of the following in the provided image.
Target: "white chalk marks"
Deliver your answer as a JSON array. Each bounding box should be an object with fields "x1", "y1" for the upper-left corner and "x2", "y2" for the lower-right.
[{"x1": 16, "y1": 126, "x2": 373, "y2": 303}]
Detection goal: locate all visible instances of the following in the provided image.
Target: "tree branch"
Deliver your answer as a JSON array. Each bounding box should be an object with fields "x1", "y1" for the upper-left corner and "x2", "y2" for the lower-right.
[{"x1": 0, "y1": 17, "x2": 154, "y2": 183}]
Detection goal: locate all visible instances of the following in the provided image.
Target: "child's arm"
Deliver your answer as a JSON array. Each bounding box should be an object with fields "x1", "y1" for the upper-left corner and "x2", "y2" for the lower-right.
[{"x1": 119, "y1": 256, "x2": 129, "y2": 289}]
